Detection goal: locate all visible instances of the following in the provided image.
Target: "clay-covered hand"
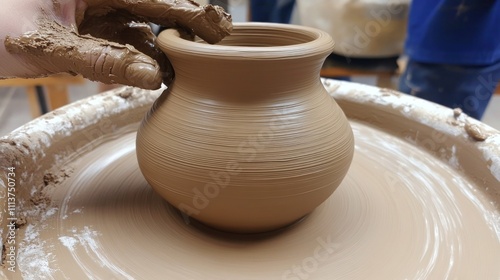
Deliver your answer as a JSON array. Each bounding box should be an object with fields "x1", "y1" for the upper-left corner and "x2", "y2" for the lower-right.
[{"x1": 0, "y1": 0, "x2": 232, "y2": 89}]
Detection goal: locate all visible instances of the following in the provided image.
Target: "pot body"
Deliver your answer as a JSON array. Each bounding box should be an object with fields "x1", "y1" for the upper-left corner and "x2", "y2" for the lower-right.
[{"x1": 136, "y1": 23, "x2": 354, "y2": 233}]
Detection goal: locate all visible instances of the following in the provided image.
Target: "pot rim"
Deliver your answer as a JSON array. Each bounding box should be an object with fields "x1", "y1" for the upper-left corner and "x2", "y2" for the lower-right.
[{"x1": 157, "y1": 22, "x2": 335, "y2": 59}]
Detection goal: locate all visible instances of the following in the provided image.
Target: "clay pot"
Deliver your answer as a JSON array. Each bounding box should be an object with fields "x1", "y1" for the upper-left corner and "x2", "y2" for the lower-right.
[{"x1": 136, "y1": 22, "x2": 355, "y2": 233}]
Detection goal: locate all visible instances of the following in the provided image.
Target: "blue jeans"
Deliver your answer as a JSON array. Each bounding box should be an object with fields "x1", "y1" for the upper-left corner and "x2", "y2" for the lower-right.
[
  {"x1": 250, "y1": 0, "x2": 296, "y2": 23},
  {"x1": 398, "y1": 59, "x2": 500, "y2": 120}
]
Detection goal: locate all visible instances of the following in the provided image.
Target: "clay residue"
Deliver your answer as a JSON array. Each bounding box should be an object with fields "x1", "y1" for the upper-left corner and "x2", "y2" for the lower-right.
[
  {"x1": 453, "y1": 108, "x2": 463, "y2": 118},
  {"x1": 43, "y1": 170, "x2": 72, "y2": 187},
  {"x1": 448, "y1": 108, "x2": 489, "y2": 141},
  {"x1": 1, "y1": 167, "x2": 72, "y2": 268},
  {"x1": 30, "y1": 169, "x2": 72, "y2": 211},
  {"x1": 0, "y1": 165, "x2": 70, "y2": 271},
  {"x1": 465, "y1": 123, "x2": 488, "y2": 141},
  {"x1": 14, "y1": 216, "x2": 27, "y2": 229},
  {"x1": 0, "y1": 139, "x2": 16, "y2": 146},
  {"x1": 379, "y1": 87, "x2": 401, "y2": 97},
  {"x1": 115, "y1": 87, "x2": 137, "y2": 99},
  {"x1": 117, "y1": 89, "x2": 133, "y2": 99},
  {"x1": 449, "y1": 108, "x2": 466, "y2": 126}
]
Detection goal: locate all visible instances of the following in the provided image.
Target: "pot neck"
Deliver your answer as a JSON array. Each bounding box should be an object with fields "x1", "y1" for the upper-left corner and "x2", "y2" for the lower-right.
[
  {"x1": 158, "y1": 23, "x2": 335, "y2": 102},
  {"x1": 169, "y1": 54, "x2": 327, "y2": 102}
]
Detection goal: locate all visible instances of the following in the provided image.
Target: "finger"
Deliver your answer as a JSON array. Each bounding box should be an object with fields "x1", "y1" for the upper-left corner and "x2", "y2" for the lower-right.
[
  {"x1": 83, "y1": 0, "x2": 232, "y2": 44},
  {"x1": 5, "y1": 19, "x2": 162, "y2": 90},
  {"x1": 78, "y1": 10, "x2": 174, "y2": 85}
]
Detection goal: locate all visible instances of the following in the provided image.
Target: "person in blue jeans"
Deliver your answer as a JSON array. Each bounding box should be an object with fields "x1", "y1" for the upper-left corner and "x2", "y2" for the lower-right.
[{"x1": 399, "y1": 0, "x2": 500, "y2": 120}]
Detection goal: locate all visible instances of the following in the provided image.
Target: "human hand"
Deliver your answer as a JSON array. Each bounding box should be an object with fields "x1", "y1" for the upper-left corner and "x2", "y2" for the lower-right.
[{"x1": 0, "y1": 0, "x2": 232, "y2": 89}]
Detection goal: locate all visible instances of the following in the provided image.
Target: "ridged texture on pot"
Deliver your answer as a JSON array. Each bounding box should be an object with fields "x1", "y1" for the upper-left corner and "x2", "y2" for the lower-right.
[{"x1": 136, "y1": 23, "x2": 354, "y2": 233}]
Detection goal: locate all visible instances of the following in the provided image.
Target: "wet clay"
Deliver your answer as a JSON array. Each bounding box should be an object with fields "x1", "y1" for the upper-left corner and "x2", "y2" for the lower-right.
[
  {"x1": 83, "y1": 0, "x2": 233, "y2": 44},
  {"x1": 3, "y1": 0, "x2": 231, "y2": 88},
  {"x1": 78, "y1": 10, "x2": 174, "y2": 85},
  {"x1": 3, "y1": 117, "x2": 500, "y2": 279},
  {"x1": 465, "y1": 123, "x2": 488, "y2": 141},
  {"x1": 5, "y1": 18, "x2": 163, "y2": 89},
  {"x1": 137, "y1": 23, "x2": 354, "y2": 233},
  {"x1": 1, "y1": 81, "x2": 500, "y2": 278}
]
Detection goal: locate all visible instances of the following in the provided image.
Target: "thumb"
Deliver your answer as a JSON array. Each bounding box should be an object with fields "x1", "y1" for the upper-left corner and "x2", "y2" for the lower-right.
[{"x1": 5, "y1": 20, "x2": 163, "y2": 90}]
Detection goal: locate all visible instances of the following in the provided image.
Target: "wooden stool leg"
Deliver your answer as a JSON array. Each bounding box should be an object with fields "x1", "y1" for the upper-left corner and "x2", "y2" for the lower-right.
[
  {"x1": 45, "y1": 84, "x2": 69, "y2": 110},
  {"x1": 376, "y1": 75, "x2": 396, "y2": 89},
  {"x1": 25, "y1": 86, "x2": 42, "y2": 118}
]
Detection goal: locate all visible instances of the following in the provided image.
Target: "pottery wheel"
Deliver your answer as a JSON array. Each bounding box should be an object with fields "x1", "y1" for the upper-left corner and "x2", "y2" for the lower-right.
[{"x1": 2, "y1": 80, "x2": 500, "y2": 279}]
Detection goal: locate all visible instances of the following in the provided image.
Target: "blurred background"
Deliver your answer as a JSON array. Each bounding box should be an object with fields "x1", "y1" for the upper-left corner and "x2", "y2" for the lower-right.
[{"x1": 1, "y1": 0, "x2": 499, "y2": 137}]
